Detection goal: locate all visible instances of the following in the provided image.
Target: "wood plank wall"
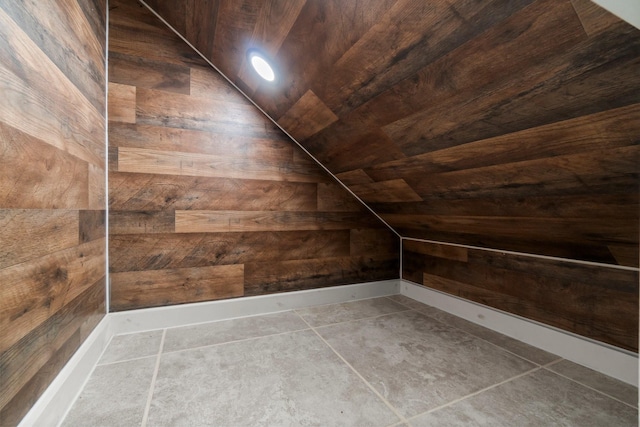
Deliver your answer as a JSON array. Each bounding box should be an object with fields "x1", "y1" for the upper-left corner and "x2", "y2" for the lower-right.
[
  {"x1": 0, "y1": 0, "x2": 107, "y2": 424},
  {"x1": 146, "y1": 0, "x2": 639, "y2": 352},
  {"x1": 403, "y1": 240, "x2": 639, "y2": 351},
  {"x1": 108, "y1": 0, "x2": 399, "y2": 311}
]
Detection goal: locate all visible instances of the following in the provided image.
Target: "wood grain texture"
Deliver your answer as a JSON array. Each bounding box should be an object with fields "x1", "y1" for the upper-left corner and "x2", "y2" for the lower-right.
[
  {"x1": 110, "y1": 265, "x2": 244, "y2": 311},
  {"x1": 402, "y1": 240, "x2": 638, "y2": 352},
  {"x1": 108, "y1": 0, "x2": 398, "y2": 311},
  {"x1": 277, "y1": 90, "x2": 339, "y2": 141},
  {"x1": 147, "y1": 0, "x2": 640, "y2": 269},
  {"x1": 0, "y1": 0, "x2": 106, "y2": 423}
]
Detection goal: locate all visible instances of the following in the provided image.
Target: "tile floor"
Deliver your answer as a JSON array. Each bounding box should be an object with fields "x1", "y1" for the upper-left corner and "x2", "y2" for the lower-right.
[{"x1": 61, "y1": 295, "x2": 638, "y2": 426}]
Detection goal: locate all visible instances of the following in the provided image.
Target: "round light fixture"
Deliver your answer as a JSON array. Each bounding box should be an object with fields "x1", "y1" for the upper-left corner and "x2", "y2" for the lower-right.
[{"x1": 248, "y1": 50, "x2": 275, "y2": 82}]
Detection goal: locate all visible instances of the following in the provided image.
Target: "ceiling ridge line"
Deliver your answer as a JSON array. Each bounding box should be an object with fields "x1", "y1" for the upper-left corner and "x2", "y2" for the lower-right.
[
  {"x1": 401, "y1": 236, "x2": 639, "y2": 272},
  {"x1": 137, "y1": 0, "x2": 401, "y2": 240}
]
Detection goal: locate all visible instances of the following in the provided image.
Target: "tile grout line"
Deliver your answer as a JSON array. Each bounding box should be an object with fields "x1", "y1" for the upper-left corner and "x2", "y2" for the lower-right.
[
  {"x1": 294, "y1": 312, "x2": 409, "y2": 424},
  {"x1": 296, "y1": 308, "x2": 412, "y2": 329},
  {"x1": 406, "y1": 366, "x2": 543, "y2": 423},
  {"x1": 141, "y1": 329, "x2": 166, "y2": 427},
  {"x1": 387, "y1": 296, "x2": 563, "y2": 367},
  {"x1": 160, "y1": 327, "x2": 312, "y2": 356},
  {"x1": 540, "y1": 365, "x2": 639, "y2": 410}
]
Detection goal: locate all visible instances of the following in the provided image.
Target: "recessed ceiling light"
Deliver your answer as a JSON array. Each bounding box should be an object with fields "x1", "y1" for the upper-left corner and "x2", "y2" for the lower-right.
[{"x1": 248, "y1": 50, "x2": 275, "y2": 82}]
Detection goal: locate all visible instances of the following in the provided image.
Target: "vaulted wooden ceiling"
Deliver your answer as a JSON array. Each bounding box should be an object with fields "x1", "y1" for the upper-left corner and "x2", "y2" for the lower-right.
[{"x1": 143, "y1": 0, "x2": 640, "y2": 268}]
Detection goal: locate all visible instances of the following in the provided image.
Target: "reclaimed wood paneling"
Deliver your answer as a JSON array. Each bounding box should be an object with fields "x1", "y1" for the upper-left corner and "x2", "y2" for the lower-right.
[
  {"x1": 148, "y1": 0, "x2": 639, "y2": 269},
  {"x1": 0, "y1": 0, "x2": 106, "y2": 424},
  {"x1": 146, "y1": 0, "x2": 639, "y2": 352},
  {"x1": 402, "y1": 240, "x2": 639, "y2": 352},
  {"x1": 108, "y1": 0, "x2": 398, "y2": 312}
]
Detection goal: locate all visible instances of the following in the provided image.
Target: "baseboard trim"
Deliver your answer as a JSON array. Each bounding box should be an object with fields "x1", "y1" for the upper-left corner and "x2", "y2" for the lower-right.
[
  {"x1": 400, "y1": 280, "x2": 638, "y2": 386},
  {"x1": 18, "y1": 316, "x2": 112, "y2": 427},
  {"x1": 109, "y1": 279, "x2": 400, "y2": 335},
  {"x1": 18, "y1": 280, "x2": 400, "y2": 426}
]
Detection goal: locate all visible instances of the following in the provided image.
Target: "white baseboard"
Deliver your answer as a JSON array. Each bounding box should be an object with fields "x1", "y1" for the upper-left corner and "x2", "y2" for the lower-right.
[
  {"x1": 109, "y1": 279, "x2": 400, "y2": 335},
  {"x1": 18, "y1": 280, "x2": 400, "y2": 427},
  {"x1": 18, "y1": 316, "x2": 113, "y2": 427},
  {"x1": 400, "y1": 280, "x2": 638, "y2": 386}
]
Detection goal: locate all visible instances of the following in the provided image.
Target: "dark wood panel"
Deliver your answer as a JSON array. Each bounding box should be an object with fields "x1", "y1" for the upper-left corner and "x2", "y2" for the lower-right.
[
  {"x1": 403, "y1": 240, "x2": 638, "y2": 352},
  {"x1": 79, "y1": 210, "x2": 106, "y2": 243},
  {"x1": 108, "y1": 51, "x2": 191, "y2": 95},
  {"x1": 110, "y1": 265, "x2": 244, "y2": 311},
  {"x1": 244, "y1": 255, "x2": 399, "y2": 296},
  {"x1": 108, "y1": 0, "x2": 398, "y2": 312},
  {"x1": 109, "y1": 172, "x2": 318, "y2": 212},
  {"x1": 0, "y1": 0, "x2": 106, "y2": 422},
  {"x1": 109, "y1": 231, "x2": 352, "y2": 273},
  {"x1": 147, "y1": 0, "x2": 640, "y2": 272}
]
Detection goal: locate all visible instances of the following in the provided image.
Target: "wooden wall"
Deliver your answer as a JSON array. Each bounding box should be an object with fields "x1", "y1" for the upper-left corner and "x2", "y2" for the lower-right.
[
  {"x1": 145, "y1": 0, "x2": 639, "y2": 352},
  {"x1": 0, "y1": 0, "x2": 107, "y2": 425},
  {"x1": 108, "y1": 0, "x2": 399, "y2": 311}
]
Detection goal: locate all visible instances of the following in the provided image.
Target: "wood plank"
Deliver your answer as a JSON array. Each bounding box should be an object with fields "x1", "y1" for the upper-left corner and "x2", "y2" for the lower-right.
[
  {"x1": 79, "y1": 210, "x2": 106, "y2": 243},
  {"x1": 0, "y1": 210, "x2": 79, "y2": 269},
  {"x1": 317, "y1": 182, "x2": 362, "y2": 212},
  {"x1": 0, "y1": 280, "x2": 104, "y2": 417},
  {"x1": 367, "y1": 103, "x2": 640, "y2": 180},
  {"x1": 421, "y1": 270, "x2": 637, "y2": 352},
  {"x1": 109, "y1": 0, "x2": 202, "y2": 68},
  {"x1": 305, "y1": 128, "x2": 406, "y2": 174},
  {"x1": 185, "y1": 0, "x2": 220, "y2": 59},
  {"x1": 108, "y1": 51, "x2": 191, "y2": 95},
  {"x1": 368, "y1": 193, "x2": 639, "y2": 220},
  {"x1": 109, "y1": 230, "x2": 351, "y2": 273},
  {"x1": 0, "y1": 0, "x2": 106, "y2": 113},
  {"x1": 350, "y1": 229, "x2": 399, "y2": 257},
  {"x1": 109, "y1": 210, "x2": 175, "y2": 234},
  {"x1": 174, "y1": 210, "x2": 379, "y2": 233},
  {"x1": 109, "y1": 172, "x2": 318, "y2": 212},
  {"x1": 0, "y1": 9, "x2": 105, "y2": 166},
  {"x1": 108, "y1": 82, "x2": 136, "y2": 123},
  {"x1": 109, "y1": 123, "x2": 293, "y2": 160},
  {"x1": 0, "y1": 239, "x2": 105, "y2": 353},
  {"x1": 110, "y1": 264, "x2": 244, "y2": 311},
  {"x1": 386, "y1": 213, "x2": 636, "y2": 265},
  {"x1": 189, "y1": 65, "x2": 244, "y2": 102},
  {"x1": 402, "y1": 240, "x2": 638, "y2": 351},
  {"x1": 116, "y1": 146, "x2": 325, "y2": 183},
  {"x1": 135, "y1": 87, "x2": 279, "y2": 137},
  {"x1": 315, "y1": 0, "x2": 535, "y2": 115},
  {"x1": 384, "y1": 21, "x2": 640, "y2": 157},
  {"x1": 277, "y1": 90, "x2": 339, "y2": 141},
  {"x1": 403, "y1": 240, "x2": 468, "y2": 262},
  {"x1": 409, "y1": 145, "x2": 639, "y2": 200},
  {"x1": 251, "y1": 0, "x2": 397, "y2": 119},
  {"x1": 88, "y1": 163, "x2": 106, "y2": 210},
  {"x1": 0, "y1": 122, "x2": 89, "y2": 210},
  {"x1": 335, "y1": 169, "x2": 375, "y2": 186},
  {"x1": 244, "y1": 255, "x2": 399, "y2": 296},
  {"x1": 350, "y1": 179, "x2": 422, "y2": 203}
]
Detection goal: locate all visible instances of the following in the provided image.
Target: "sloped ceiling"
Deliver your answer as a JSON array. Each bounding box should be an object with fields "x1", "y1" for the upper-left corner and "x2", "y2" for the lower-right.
[{"x1": 143, "y1": 0, "x2": 640, "y2": 268}]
